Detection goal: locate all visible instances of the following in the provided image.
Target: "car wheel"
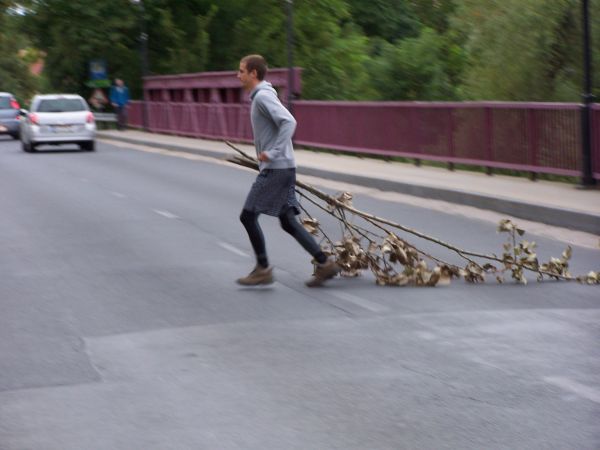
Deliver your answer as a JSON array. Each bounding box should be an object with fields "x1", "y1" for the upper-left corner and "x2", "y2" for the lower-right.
[
  {"x1": 21, "y1": 141, "x2": 31, "y2": 152},
  {"x1": 10, "y1": 132, "x2": 20, "y2": 140},
  {"x1": 81, "y1": 141, "x2": 95, "y2": 151}
]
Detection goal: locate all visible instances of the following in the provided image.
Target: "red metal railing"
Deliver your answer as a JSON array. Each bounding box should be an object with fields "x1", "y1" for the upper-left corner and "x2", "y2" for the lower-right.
[{"x1": 128, "y1": 100, "x2": 600, "y2": 180}]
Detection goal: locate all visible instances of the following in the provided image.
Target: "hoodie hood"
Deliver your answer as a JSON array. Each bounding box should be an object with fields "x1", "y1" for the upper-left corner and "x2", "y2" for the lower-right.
[{"x1": 250, "y1": 81, "x2": 277, "y2": 100}]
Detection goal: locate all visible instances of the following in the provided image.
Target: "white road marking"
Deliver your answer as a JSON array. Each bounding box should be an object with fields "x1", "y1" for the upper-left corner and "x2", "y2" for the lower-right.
[
  {"x1": 218, "y1": 242, "x2": 250, "y2": 258},
  {"x1": 544, "y1": 376, "x2": 600, "y2": 404},
  {"x1": 414, "y1": 331, "x2": 438, "y2": 341},
  {"x1": 330, "y1": 291, "x2": 388, "y2": 313},
  {"x1": 153, "y1": 209, "x2": 180, "y2": 220},
  {"x1": 110, "y1": 191, "x2": 126, "y2": 198}
]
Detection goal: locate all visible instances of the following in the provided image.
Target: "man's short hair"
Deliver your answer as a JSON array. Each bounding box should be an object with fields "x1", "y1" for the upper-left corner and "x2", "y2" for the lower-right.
[{"x1": 241, "y1": 54, "x2": 268, "y2": 81}]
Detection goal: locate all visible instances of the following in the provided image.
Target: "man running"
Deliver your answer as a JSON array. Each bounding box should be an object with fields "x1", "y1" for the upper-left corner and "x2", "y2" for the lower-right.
[{"x1": 236, "y1": 54, "x2": 339, "y2": 287}]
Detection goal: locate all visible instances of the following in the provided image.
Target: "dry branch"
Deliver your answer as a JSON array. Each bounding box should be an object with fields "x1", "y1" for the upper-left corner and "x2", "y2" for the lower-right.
[{"x1": 225, "y1": 141, "x2": 599, "y2": 286}]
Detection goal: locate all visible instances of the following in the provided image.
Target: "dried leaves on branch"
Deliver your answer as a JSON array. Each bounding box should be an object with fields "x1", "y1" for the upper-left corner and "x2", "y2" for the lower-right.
[{"x1": 225, "y1": 142, "x2": 599, "y2": 287}]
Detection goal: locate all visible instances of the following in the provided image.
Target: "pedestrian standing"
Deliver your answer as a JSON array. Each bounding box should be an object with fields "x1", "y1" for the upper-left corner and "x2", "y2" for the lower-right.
[
  {"x1": 236, "y1": 54, "x2": 340, "y2": 287},
  {"x1": 110, "y1": 78, "x2": 130, "y2": 130}
]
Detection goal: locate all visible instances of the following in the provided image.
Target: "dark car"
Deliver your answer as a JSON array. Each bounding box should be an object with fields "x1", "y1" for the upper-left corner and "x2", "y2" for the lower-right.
[{"x1": 0, "y1": 92, "x2": 21, "y2": 139}]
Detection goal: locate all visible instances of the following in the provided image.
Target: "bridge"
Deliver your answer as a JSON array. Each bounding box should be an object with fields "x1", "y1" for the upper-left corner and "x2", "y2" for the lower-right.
[{"x1": 123, "y1": 69, "x2": 600, "y2": 182}]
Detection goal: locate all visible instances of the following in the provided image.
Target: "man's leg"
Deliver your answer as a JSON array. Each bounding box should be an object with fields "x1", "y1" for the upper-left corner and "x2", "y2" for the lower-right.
[
  {"x1": 116, "y1": 107, "x2": 123, "y2": 130},
  {"x1": 240, "y1": 209, "x2": 268, "y2": 267},
  {"x1": 278, "y1": 207, "x2": 326, "y2": 263},
  {"x1": 237, "y1": 209, "x2": 273, "y2": 285},
  {"x1": 278, "y1": 208, "x2": 340, "y2": 286},
  {"x1": 121, "y1": 107, "x2": 128, "y2": 129}
]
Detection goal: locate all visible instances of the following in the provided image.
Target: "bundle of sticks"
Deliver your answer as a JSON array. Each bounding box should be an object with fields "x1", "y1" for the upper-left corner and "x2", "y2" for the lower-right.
[{"x1": 225, "y1": 141, "x2": 599, "y2": 286}]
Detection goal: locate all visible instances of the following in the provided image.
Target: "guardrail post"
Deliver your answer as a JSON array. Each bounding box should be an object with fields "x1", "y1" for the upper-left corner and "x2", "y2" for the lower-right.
[
  {"x1": 580, "y1": 0, "x2": 596, "y2": 186},
  {"x1": 528, "y1": 108, "x2": 538, "y2": 181},
  {"x1": 447, "y1": 107, "x2": 455, "y2": 171},
  {"x1": 485, "y1": 106, "x2": 493, "y2": 175},
  {"x1": 581, "y1": 100, "x2": 596, "y2": 186}
]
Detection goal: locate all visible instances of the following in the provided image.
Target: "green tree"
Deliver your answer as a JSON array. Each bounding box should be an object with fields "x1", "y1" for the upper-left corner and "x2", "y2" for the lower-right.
[
  {"x1": 19, "y1": 0, "x2": 594, "y2": 103},
  {"x1": 294, "y1": 0, "x2": 376, "y2": 99},
  {"x1": 0, "y1": 2, "x2": 37, "y2": 102},
  {"x1": 227, "y1": 0, "x2": 376, "y2": 100},
  {"x1": 23, "y1": 0, "x2": 219, "y2": 97},
  {"x1": 408, "y1": 0, "x2": 456, "y2": 34},
  {"x1": 368, "y1": 27, "x2": 459, "y2": 100},
  {"x1": 346, "y1": 0, "x2": 421, "y2": 42},
  {"x1": 24, "y1": 0, "x2": 140, "y2": 95},
  {"x1": 449, "y1": 0, "x2": 598, "y2": 101},
  {"x1": 144, "y1": 2, "x2": 217, "y2": 75}
]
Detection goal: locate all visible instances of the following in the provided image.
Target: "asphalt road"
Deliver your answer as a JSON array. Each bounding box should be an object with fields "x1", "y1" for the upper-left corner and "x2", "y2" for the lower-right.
[{"x1": 0, "y1": 136, "x2": 599, "y2": 450}]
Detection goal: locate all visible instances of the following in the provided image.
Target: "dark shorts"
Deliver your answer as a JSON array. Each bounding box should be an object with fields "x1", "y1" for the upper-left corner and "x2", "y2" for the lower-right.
[{"x1": 243, "y1": 168, "x2": 300, "y2": 217}]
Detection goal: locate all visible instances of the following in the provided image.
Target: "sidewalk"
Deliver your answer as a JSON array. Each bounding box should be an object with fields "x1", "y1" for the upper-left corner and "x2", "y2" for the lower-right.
[{"x1": 97, "y1": 130, "x2": 600, "y2": 235}]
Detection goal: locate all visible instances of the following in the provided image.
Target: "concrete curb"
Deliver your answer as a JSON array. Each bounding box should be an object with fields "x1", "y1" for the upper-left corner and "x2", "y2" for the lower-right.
[
  {"x1": 98, "y1": 132, "x2": 600, "y2": 235},
  {"x1": 98, "y1": 134, "x2": 228, "y2": 160}
]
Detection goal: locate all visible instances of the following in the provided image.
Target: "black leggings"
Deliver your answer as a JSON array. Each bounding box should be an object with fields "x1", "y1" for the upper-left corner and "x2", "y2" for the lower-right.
[{"x1": 240, "y1": 208, "x2": 325, "y2": 267}]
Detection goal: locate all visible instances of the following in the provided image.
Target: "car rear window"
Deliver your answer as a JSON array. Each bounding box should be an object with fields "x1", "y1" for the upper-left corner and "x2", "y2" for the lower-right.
[
  {"x1": 0, "y1": 96, "x2": 11, "y2": 109},
  {"x1": 36, "y1": 98, "x2": 86, "y2": 112}
]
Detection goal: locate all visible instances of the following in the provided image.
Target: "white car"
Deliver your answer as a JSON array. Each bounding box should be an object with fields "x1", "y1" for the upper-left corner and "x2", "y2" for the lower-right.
[{"x1": 20, "y1": 94, "x2": 96, "y2": 152}]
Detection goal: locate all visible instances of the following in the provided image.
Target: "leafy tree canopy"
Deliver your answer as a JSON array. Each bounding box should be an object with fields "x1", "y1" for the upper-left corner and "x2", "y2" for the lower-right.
[
  {"x1": 5, "y1": 0, "x2": 598, "y2": 102},
  {"x1": 0, "y1": 1, "x2": 37, "y2": 102}
]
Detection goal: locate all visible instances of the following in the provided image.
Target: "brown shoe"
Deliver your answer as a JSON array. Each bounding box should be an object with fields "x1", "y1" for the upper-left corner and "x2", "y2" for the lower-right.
[
  {"x1": 305, "y1": 258, "x2": 341, "y2": 287},
  {"x1": 236, "y1": 265, "x2": 274, "y2": 286}
]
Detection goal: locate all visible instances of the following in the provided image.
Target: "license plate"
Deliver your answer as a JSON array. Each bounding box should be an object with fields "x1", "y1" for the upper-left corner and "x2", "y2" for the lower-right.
[
  {"x1": 0, "y1": 125, "x2": 6, "y2": 132},
  {"x1": 52, "y1": 125, "x2": 73, "y2": 133}
]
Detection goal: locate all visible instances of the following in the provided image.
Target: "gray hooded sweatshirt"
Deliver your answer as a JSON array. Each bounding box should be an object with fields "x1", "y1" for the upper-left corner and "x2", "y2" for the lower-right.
[{"x1": 250, "y1": 81, "x2": 297, "y2": 171}]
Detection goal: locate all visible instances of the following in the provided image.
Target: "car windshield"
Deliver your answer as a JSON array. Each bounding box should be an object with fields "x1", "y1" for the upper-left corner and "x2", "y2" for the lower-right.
[
  {"x1": 0, "y1": 96, "x2": 11, "y2": 109},
  {"x1": 36, "y1": 98, "x2": 86, "y2": 113}
]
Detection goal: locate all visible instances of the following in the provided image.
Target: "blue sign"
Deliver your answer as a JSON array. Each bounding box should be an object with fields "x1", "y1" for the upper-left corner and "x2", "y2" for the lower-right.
[{"x1": 89, "y1": 60, "x2": 107, "y2": 81}]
